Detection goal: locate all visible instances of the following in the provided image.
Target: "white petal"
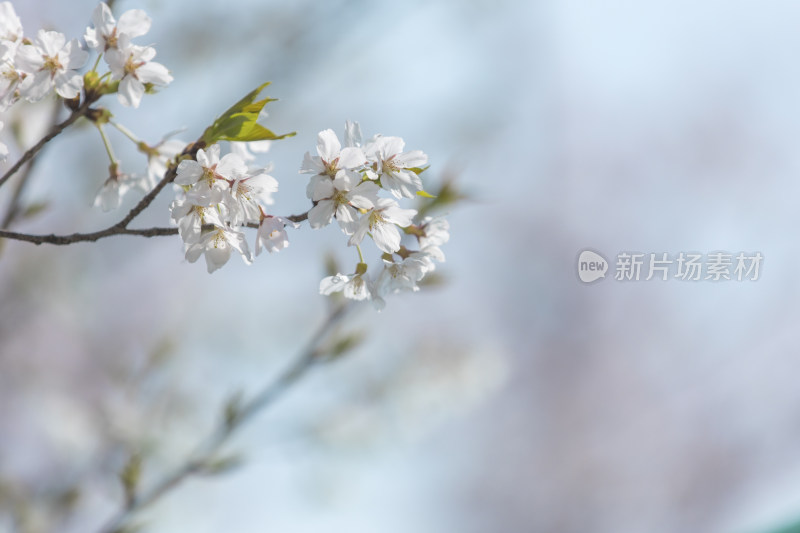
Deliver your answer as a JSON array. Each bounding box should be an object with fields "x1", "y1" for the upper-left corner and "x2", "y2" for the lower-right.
[
  {"x1": 371, "y1": 223, "x2": 401, "y2": 253},
  {"x1": 320, "y1": 274, "x2": 350, "y2": 295},
  {"x1": 118, "y1": 76, "x2": 144, "y2": 107},
  {"x1": 216, "y1": 153, "x2": 247, "y2": 179},
  {"x1": 343, "y1": 120, "x2": 362, "y2": 147},
  {"x1": 91, "y1": 3, "x2": 116, "y2": 34},
  {"x1": 316, "y1": 129, "x2": 340, "y2": 162},
  {"x1": 63, "y1": 40, "x2": 89, "y2": 69},
  {"x1": 383, "y1": 204, "x2": 417, "y2": 227},
  {"x1": 21, "y1": 70, "x2": 52, "y2": 102},
  {"x1": 185, "y1": 242, "x2": 204, "y2": 263},
  {"x1": 117, "y1": 9, "x2": 151, "y2": 38},
  {"x1": 347, "y1": 217, "x2": 370, "y2": 248},
  {"x1": 14, "y1": 45, "x2": 44, "y2": 72},
  {"x1": 175, "y1": 160, "x2": 204, "y2": 185},
  {"x1": 311, "y1": 179, "x2": 335, "y2": 202},
  {"x1": 338, "y1": 146, "x2": 366, "y2": 169},
  {"x1": 300, "y1": 152, "x2": 324, "y2": 174},
  {"x1": 394, "y1": 150, "x2": 428, "y2": 168},
  {"x1": 36, "y1": 30, "x2": 65, "y2": 57},
  {"x1": 205, "y1": 244, "x2": 231, "y2": 273},
  {"x1": 308, "y1": 200, "x2": 335, "y2": 228},
  {"x1": 379, "y1": 136, "x2": 405, "y2": 158},
  {"x1": 53, "y1": 71, "x2": 83, "y2": 99},
  {"x1": 104, "y1": 48, "x2": 126, "y2": 77},
  {"x1": 136, "y1": 60, "x2": 172, "y2": 86}
]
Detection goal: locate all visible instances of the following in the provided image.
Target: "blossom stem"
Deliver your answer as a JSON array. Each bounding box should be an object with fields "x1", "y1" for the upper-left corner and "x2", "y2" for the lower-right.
[
  {"x1": 356, "y1": 244, "x2": 364, "y2": 263},
  {"x1": 96, "y1": 124, "x2": 117, "y2": 165},
  {"x1": 91, "y1": 54, "x2": 102, "y2": 73},
  {"x1": 109, "y1": 119, "x2": 140, "y2": 145}
]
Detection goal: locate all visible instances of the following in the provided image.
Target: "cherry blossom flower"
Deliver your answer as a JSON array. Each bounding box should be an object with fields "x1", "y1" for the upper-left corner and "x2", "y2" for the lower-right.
[
  {"x1": 93, "y1": 167, "x2": 148, "y2": 211},
  {"x1": 0, "y1": 2, "x2": 23, "y2": 45},
  {"x1": 224, "y1": 168, "x2": 279, "y2": 226},
  {"x1": 366, "y1": 136, "x2": 427, "y2": 199},
  {"x1": 144, "y1": 136, "x2": 184, "y2": 188},
  {"x1": 348, "y1": 198, "x2": 417, "y2": 254},
  {"x1": 320, "y1": 269, "x2": 374, "y2": 302},
  {"x1": 255, "y1": 215, "x2": 293, "y2": 255},
  {"x1": 84, "y1": 2, "x2": 151, "y2": 53},
  {"x1": 308, "y1": 170, "x2": 379, "y2": 232},
  {"x1": 300, "y1": 128, "x2": 366, "y2": 195},
  {"x1": 0, "y1": 42, "x2": 24, "y2": 110},
  {"x1": 105, "y1": 37, "x2": 172, "y2": 108},
  {"x1": 174, "y1": 144, "x2": 245, "y2": 201},
  {"x1": 170, "y1": 192, "x2": 224, "y2": 244},
  {"x1": 375, "y1": 256, "x2": 430, "y2": 298},
  {"x1": 416, "y1": 215, "x2": 450, "y2": 267},
  {"x1": 15, "y1": 29, "x2": 87, "y2": 101},
  {"x1": 185, "y1": 226, "x2": 252, "y2": 273}
]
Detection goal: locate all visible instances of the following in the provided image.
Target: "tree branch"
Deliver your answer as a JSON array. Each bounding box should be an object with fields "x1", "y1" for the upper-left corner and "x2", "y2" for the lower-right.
[
  {"x1": 0, "y1": 127, "x2": 308, "y2": 247},
  {"x1": 95, "y1": 303, "x2": 352, "y2": 533},
  {"x1": 0, "y1": 210, "x2": 309, "y2": 246}
]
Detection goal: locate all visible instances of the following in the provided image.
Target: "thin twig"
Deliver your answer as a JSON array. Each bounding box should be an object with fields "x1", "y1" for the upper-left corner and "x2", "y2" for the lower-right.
[{"x1": 95, "y1": 303, "x2": 352, "y2": 533}]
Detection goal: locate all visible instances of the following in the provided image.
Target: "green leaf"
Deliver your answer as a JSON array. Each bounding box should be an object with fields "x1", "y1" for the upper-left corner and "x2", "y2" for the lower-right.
[
  {"x1": 409, "y1": 166, "x2": 429, "y2": 175},
  {"x1": 202, "y1": 82, "x2": 295, "y2": 144},
  {"x1": 416, "y1": 190, "x2": 437, "y2": 199}
]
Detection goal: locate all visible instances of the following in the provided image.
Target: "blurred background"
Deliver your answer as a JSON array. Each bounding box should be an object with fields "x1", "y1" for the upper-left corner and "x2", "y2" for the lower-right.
[{"x1": 2, "y1": 0, "x2": 800, "y2": 532}]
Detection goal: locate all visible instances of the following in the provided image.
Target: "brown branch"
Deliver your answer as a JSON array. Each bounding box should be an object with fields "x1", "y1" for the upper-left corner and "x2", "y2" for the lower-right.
[
  {"x1": 0, "y1": 211, "x2": 310, "y2": 246},
  {"x1": 95, "y1": 302, "x2": 352, "y2": 533},
  {"x1": 0, "y1": 226, "x2": 179, "y2": 245},
  {"x1": 0, "y1": 126, "x2": 310, "y2": 248}
]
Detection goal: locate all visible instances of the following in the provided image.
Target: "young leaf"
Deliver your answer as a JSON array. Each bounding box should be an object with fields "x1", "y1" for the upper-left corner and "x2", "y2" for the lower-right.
[{"x1": 202, "y1": 82, "x2": 295, "y2": 144}]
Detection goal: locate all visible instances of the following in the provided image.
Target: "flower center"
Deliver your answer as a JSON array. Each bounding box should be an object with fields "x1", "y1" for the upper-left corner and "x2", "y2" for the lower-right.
[
  {"x1": 236, "y1": 181, "x2": 253, "y2": 201},
  {"x1": 332, "y1": 189, "x2": 349, "y2": 207},
  {"x1": 123, "y1": 55, "x2": 144, "y2": 78},
  {"x1": 368, "y1": 210, "x2": 386, "y2": 230},
  {"x1": 42, "y1": 55, "x2": 62, "y2": 76},
  {"x1": 383, "y1": 155, "x2": 399, "y2": 172},
  {"x1": 106, "y1": 29, "x2": 119, "y2": 50},
  {"x1": 212, "y1": 230, "x2": 227, "y2": 249}
]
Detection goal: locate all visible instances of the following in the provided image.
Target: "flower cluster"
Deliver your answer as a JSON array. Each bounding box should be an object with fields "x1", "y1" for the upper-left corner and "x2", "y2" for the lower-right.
[
  {"x1": 305, "y1": 122, "x2": 449, "y2": 309},
  {"x1": 0, "y1": 2, "x2": 87, "y2": 110},
  {"x1": 0, "y1": 2, "x2": 170, "y2": 111},
  {"x1": 171, "y1": 143, "x2": 290, "y2": 273},
  {"x1": 0, "y1": 1, "x2": 451, "y2": 311}
]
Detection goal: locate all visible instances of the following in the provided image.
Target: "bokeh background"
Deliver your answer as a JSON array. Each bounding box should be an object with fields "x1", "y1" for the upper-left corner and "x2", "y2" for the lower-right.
[{"x1": 2, "y1": 0, "x2": 800, "y2": 532}]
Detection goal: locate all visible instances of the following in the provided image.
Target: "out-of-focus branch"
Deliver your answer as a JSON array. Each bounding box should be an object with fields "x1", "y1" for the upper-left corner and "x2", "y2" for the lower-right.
[
  {"x1": 95, "y1": 302, "x2": 352, "y2": 533},
  {"x1": 1, "y1": 99, "x2": 62, "y2": 229},
  {"x1": 0, "y1": 96, "x2": 97, "y2": 191}
]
